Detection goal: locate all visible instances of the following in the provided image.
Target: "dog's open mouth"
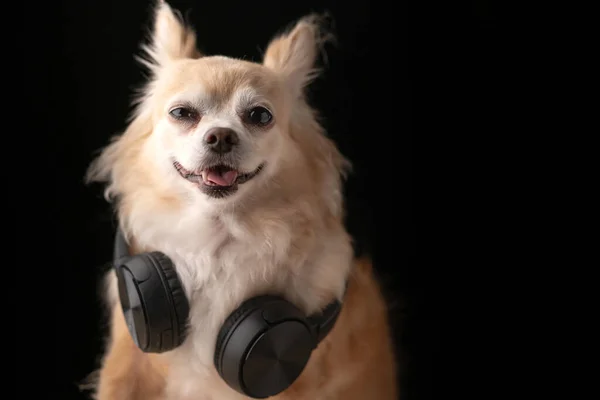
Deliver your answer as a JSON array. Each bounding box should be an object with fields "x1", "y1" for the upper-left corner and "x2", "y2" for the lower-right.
[{"x1": 173, "y1": 161, "x2": 265, "y2": 198}]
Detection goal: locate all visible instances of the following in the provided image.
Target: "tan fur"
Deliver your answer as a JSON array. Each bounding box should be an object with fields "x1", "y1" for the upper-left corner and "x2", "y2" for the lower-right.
[{"x1": 86, "y1": 2, "x2": 398, "y2": 399}]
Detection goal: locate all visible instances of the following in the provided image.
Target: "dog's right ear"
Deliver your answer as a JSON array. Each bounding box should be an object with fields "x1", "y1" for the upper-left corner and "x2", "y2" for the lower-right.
[
  {"x1": 263, "y1": 15, "x2": 333, "y2": 99},
  {"x1": 138, "y1": 0, "x2": 201, "y2": 72}
]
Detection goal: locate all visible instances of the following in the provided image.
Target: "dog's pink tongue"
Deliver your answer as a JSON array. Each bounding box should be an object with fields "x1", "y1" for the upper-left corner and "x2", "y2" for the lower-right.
[{"x1": 206, "y1": 170, "x2": 238, "y2": 186}]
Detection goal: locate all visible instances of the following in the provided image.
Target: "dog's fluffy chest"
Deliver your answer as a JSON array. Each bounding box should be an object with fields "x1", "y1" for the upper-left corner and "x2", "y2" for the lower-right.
[{"x1": 150, "y1": 208, "x2": 301, "y2": 295}]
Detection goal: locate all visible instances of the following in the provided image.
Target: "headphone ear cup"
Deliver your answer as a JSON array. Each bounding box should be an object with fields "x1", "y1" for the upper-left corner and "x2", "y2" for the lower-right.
[
  {"x1": 214, "y1": 295, "x2": 316, "y2": 398},
  {"x1": 116, "y1": 251, "x2": 190, "y2": 353},
  {"x1": 146, "y1": 252, "x2": 190, "y2": 347}
]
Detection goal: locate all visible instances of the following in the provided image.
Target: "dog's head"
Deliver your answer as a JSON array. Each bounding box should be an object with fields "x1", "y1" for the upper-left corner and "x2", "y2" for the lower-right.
[
  {"x1": 87, "y1": 2, "x2": 349, "y2": 221},
  {"x1": 154, "y1": 54, "x2": 278, "y2": 201}
]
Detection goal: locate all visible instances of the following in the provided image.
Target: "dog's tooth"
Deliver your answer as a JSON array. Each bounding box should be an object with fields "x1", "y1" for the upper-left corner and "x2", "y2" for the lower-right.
[{"x1": 201, "y1": 170, "x2": 208, "y2": 183}]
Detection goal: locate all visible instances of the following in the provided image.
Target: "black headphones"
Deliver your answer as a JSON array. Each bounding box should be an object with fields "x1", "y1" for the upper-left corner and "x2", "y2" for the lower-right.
[{"x1": 112, "y1": 227, "x2": 343, "y2": 399}]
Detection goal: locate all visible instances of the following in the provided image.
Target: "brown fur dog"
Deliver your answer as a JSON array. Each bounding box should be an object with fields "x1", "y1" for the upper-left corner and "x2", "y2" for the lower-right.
[{"x1": 85, "y1": 1, "x2": 398, "y2": 399}]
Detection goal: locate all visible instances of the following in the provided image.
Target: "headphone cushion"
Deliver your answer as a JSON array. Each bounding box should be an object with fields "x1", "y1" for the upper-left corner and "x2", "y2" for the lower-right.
[{"x1": 147, "y1": 252, "x2": 190, "y2": 345}]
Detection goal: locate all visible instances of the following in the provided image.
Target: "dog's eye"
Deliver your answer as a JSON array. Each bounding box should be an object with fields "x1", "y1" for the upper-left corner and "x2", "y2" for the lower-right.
[
  {"x1": 246, "y1": 106, "x2": 273, "y2": 126},
  {"x1": 169, "y1": 107, "x2": 197, "y2": 120}
]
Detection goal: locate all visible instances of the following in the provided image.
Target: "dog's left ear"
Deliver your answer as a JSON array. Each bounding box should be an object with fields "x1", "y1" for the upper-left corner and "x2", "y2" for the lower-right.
[
  {"x1": 139, "y1": 1, "x2": 201, "y2": 72},
  {"x1": 263, "y1": 15, "x2": 332, "y2": 98}
]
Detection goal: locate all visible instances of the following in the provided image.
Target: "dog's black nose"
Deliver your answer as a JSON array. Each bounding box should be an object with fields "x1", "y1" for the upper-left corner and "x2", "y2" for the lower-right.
[{"x1": 204, "y1": 127, "x2": 239, "y2": 154}]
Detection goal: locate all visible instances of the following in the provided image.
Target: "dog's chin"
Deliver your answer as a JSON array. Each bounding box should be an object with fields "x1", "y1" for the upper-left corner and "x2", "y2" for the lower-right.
[{"x1": 173, "y1": 160, "x2": 265, "y2": 199}]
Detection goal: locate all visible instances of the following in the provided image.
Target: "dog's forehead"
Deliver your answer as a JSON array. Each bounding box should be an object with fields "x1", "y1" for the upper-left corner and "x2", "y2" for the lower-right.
[{"x1": 158, "y1": 56, "x2": 280, "y2": 107}]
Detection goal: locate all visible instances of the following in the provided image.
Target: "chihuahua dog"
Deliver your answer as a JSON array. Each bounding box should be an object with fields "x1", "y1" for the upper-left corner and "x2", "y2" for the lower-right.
[{"x1": 85, "y1": 1, "x2": 397, "y2": 399}]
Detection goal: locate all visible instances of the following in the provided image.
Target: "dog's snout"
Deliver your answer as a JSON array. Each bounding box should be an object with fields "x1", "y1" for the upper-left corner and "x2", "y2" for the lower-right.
[{"x1": 204, "y1": 127, "x2": 239, "y2": 154}]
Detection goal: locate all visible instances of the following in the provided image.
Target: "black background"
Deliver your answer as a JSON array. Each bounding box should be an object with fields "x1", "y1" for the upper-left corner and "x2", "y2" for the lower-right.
[{"x1": 12, "y1": 1, "x2": 501, "y2": 399}]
